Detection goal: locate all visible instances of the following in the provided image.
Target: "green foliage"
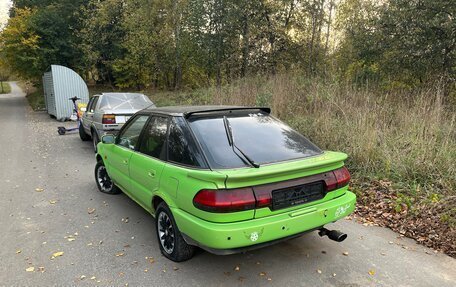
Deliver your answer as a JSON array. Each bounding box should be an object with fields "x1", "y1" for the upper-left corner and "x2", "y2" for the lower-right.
[
  {"x1": 336, "y1": 0, "x2": 456, "y2": 92},
  {"x1": 0, "y1": 8, "x2": 41, "y2": 80},
  {"x1": 1, "y1": 0, "x2": 454, "y2": 96},
  {"x1": 0, "y1": 82, "x2": 11, "y2": 94}
]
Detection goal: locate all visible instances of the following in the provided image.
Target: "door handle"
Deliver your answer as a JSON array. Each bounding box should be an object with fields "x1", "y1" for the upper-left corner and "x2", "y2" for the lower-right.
[
  {"x1": 122, "y1": 159, "x2": 128, "y2": 165},
  {"x1": 148, "y1": 170, "x2": 156, "y2": 178}
]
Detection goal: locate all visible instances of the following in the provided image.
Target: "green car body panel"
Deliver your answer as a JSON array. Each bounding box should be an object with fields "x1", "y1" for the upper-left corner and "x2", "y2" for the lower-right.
[{"x1": 96, "y1": 106, "x2": 356, "y2": 254}]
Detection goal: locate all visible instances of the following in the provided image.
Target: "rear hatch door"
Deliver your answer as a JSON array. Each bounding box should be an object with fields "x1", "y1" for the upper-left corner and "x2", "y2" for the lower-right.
[{"x1": 221, "y1": 151, "x2": 348, "y2": 219}]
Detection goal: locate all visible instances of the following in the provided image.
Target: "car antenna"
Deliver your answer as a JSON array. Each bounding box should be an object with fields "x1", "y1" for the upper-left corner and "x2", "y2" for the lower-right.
[{"x1": 223, "y1": 116, "x2": 260, "y2": 168}]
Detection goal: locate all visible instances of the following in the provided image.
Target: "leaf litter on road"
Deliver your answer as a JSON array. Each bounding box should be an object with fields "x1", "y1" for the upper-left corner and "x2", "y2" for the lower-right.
[
  {"x1": 26, "y1": 267, "x2": 35, "y2": 272},
  {"x1": 51, "y1": 251, "x2": 64, "y2": 259}
]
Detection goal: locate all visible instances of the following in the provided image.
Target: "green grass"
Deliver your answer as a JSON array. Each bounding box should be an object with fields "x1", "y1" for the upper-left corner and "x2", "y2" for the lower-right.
[
  {"x1": 26, "y1": 89, "x2": 46, "y2": 111},
  {"x1": 0, "y1": 82, "x2": 11, "y2": 94}
]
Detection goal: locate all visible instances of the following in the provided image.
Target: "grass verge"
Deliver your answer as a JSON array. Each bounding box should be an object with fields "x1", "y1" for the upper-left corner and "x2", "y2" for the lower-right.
[{"x1": 0, "y1": 82, "x2": 11, "y2": 94}]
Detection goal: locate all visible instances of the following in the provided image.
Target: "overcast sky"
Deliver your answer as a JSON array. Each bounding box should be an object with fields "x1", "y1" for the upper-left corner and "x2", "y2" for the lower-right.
[{"x1": 0, "y1": 0, "x2": 12, "y2": 27}]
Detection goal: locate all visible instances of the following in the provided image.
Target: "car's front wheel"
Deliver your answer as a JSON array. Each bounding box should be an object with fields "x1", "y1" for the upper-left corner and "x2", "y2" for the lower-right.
[
  {"x1": 155, "y1": 202, "x2": 195, "y2": 262},
  {"x1": 94, "y1": 161, "x2": 121, "y2": 194}
]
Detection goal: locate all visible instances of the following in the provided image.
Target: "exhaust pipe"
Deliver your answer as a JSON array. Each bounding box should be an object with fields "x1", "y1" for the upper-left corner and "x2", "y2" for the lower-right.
[{"x1": 318, "y1": 228, "x2": 347, "y2": 242}]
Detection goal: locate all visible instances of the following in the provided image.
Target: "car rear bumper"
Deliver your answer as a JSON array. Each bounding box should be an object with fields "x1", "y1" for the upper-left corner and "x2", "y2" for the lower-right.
[{"x1": 172, "y1": 191, "x2": 356, "y2": 253}]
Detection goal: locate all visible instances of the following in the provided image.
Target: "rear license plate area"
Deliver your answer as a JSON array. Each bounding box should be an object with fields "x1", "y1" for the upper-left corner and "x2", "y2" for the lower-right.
[{"x1": 272, "y1": 181, "x2": 325, "y2": 210}]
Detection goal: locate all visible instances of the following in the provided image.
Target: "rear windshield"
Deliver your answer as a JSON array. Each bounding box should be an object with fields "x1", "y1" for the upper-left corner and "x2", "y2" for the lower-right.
[
  {"x1": 99, "y1": 93, "x2": 154, "y2": 110},
  {"x1": 188, "y1": 112, "x2": 322, "y2": 169}
]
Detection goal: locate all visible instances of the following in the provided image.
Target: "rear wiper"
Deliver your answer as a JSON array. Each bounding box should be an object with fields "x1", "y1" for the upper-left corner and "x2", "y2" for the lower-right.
[{"x1": 223, "y1": 116, "x2": 260, "y2": 168}]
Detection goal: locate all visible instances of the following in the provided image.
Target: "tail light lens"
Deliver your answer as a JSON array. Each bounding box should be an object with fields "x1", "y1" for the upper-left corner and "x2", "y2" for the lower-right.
[
  {"x1": 193, "y1": 188, "x2": 256, "y2": 213},
  {"x1": 102, "y1": 114, "x2": 116, "y2": 124},
  {"x1": 325, "y1": 166, "x2": 350, "y2": 191},
  {"x1": 193, "y1": 166, "x2": 350, "y2": 213}
]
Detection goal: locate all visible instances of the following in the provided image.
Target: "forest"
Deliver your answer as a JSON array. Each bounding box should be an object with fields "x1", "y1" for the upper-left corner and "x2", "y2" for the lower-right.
[
  {"x1": 0, "y1": 0, "x2": 454, "y2": 93},
  {"x1": 0, "y1": 0, "x2": 455, "y2": 256}
]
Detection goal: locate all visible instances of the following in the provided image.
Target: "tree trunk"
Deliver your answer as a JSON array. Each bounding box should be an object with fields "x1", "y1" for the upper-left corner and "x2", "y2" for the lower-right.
[
  {"x1": 240, "y1": 13, "x2": 249, "y2": 78},
  {"x1": 173, "y1": 0, "x2": 182, "y2": 90}
]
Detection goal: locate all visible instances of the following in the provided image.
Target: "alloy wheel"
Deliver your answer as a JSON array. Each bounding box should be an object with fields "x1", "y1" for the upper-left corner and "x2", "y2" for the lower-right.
[
  {"x1": 158, "y1": 211, "x2": 175, "y2": 254},
  {"x1": 96, "y1": 165, "x2": 113, "y2": 192}
]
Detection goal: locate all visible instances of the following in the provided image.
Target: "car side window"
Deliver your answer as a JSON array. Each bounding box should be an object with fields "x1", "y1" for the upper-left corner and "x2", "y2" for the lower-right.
[
  {"x1": 168, "y1": 117, "x2": 205, "y2": 168},
  {"x1": 89, "y1": 96, "x2": 99, "y2": 112},
  {"x1": 86, "y1": 98, "x2": 94, "y2": 113},
  {"x1": 116, "y1": 115, "x2": 149, "y2": 150},
  {"x1": 139, "y1": 116, "x2": 168, "y2": 159}
]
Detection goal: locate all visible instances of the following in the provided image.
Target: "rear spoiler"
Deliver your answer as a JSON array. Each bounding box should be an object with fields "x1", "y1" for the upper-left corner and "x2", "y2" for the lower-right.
[{"x1": 184, "y1": 107, "x2": 271, "y2": 118}]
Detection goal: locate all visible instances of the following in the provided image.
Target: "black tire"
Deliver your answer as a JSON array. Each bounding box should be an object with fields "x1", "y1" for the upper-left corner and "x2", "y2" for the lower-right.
[
  {"x1": 79, "y1": 123, "x2": 90, "y2": 141},
  {"x1": 155, "y1": 202, "x2": 195, "y2": 262},
  {"x1": 92, "y1": 130, "x2": 99, "y2": 153},
  {"x1": 57, "y1": 127, "x2": 66, "y2": 135},
  {"x1": 94, "y1": 161, "x2": 121, "y2": 194}
]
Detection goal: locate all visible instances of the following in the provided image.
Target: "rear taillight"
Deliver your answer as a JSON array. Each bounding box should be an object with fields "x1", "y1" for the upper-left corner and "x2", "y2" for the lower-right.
[
  {"x1": 193, "y1": 188, "x2": 256, "y2": 213},
  {"x1": 102, "y1": 114, "x2": 116, "y2": 124},
  {"x1": 325, "y1": 166, "x2": 350, "y2": 191},
  {"x1": 193, "y1": 167, "x2": 351, "y2": 213}
]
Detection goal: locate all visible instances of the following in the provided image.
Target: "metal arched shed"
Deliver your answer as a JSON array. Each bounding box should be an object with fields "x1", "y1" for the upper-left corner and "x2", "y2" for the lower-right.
[{"x1": 42, "y1": 65, "x2": 89, "y2": 121}]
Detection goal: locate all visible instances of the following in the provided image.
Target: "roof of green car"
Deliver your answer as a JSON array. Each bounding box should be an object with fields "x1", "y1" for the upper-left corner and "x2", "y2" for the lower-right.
[{"x1": 142, "y1": 105, "x2": 271, "y2": 117}]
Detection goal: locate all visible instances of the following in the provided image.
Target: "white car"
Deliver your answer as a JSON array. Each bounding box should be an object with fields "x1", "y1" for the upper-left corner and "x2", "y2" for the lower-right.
[{"x1": 80, "y1": 93, "x2": 155, "y2": 151}]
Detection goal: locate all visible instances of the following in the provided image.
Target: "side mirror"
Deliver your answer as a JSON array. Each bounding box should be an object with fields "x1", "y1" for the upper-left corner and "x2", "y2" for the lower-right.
[
  {"x1": 80, "y1": 107, "x2": 87, "y2": 112},
  {"x1": 101, "y1": 134, "x2": 115, "y2": 144}
]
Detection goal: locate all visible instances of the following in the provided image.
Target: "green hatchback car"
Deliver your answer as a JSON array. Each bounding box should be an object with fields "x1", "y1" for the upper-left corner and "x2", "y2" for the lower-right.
[{"x1": 95, "y1": 106, "x2": 356, "y2": 262}]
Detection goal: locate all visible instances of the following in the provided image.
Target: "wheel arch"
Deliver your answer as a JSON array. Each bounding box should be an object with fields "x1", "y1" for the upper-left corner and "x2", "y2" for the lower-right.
[
  {"x1": 96, "y1": 154, "x2": 103, "y2": 162},
  {"x1": 151, "y1": 193, "x2": 177, "y2": 215}
]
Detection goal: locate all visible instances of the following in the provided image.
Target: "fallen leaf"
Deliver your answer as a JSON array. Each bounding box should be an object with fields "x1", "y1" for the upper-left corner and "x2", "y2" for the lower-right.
[
  {"x1": 259, "y1": 272, "x2": 266, "y2": 276},
  {"x1": 332, "y1": 273, "x2": 337, "y2": 277},
  {"x1": 317, "y1": 269, "x2": 322, "y2": 274},
  {"x1": 49, "y1": 200, "x2": 57, "y2": 204},
  {"x1": 267, "y1": 278, "x2": 272, "y2": 281},
  {"x1": 26, "y1": 267, "x2": 35, "y2": 272},
  {"x1": 35, "y1": 188, "x2": 44, "y2": 192},
  {"x1": 342, "y1": 251, "x2": 349, "y2": 256},
  {"x1": 90, "y1": 276, "x2": 96, "y2": 280},
  {"x1": 16, "y1": 250, "x2": 21, "y2": 254},
  {"x1": 88, "y1": 208, "x2": 96, "y2": 214},
  {"x1": 173, "y1": 267, "x2": 179, "y2": 271},
  {"x1": 80, "y1": 275, "x2": 86, "y2": 280},
  {"x1": 368, "y1": 269, "x2": 376, "y2": 276},
  {"x1": 115, "y1": 252, "x2": 124, "y2": 257},
  {"x1": 234, "y1": 266, "x2": 240, "y2": 271},
  {"x1": 51, "y1": 251, "x2": 64, "y2": 259},
  {"x1": 67, "y1": 238, "x2": 75, "y2": 242}
]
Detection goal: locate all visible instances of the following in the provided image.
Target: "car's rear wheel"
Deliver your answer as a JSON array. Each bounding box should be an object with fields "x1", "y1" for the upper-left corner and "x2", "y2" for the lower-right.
[
  {"x1": 92, "y1": 130, "x2": 99, "y2": 153},
  {"x1": 155, "y1": 202, "x2": 195, "y2": 262},
  {"x1": 94, "y1": 161, "x2": 121, "y2": 194},
  {"x1": 79, "y1": 123, "x2": 90, "y2": 141}
]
